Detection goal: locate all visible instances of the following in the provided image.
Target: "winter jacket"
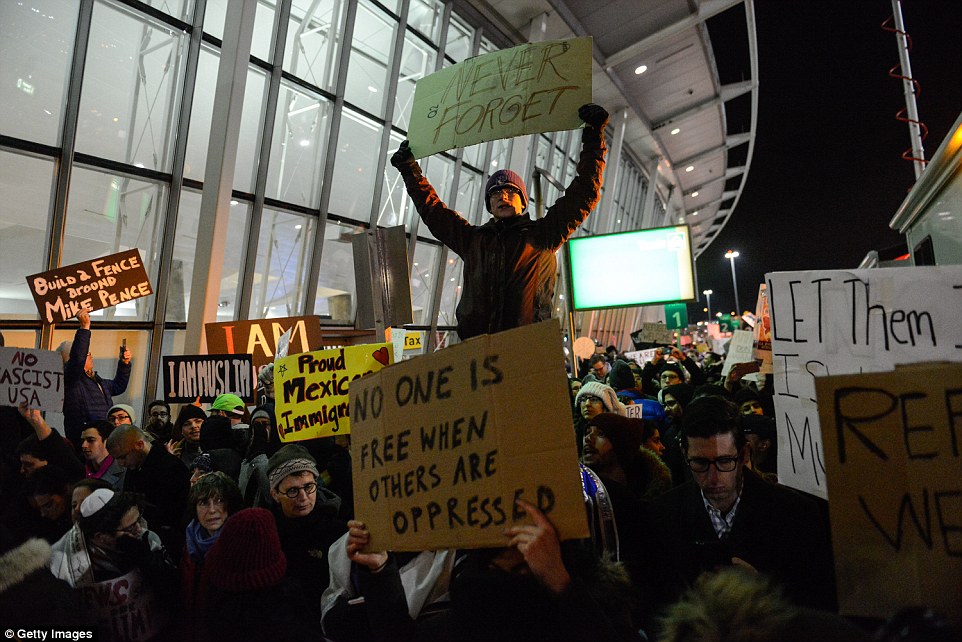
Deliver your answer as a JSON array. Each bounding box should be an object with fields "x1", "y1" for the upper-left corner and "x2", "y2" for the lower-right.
[
  {"x1": 397, "y1": 124, "x2": 606, "y2": 340},
  {"x1": 63, "y1": 328, "x2": 130, "y2": 444}
]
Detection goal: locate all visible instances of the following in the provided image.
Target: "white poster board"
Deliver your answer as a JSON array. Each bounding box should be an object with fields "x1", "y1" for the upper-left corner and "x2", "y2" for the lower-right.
[
  {"x1": 767, "y1": 266, "x2": 962, "y2": 498},
  {"x1": 720, "y1": 329, "x2": 755, "y2": 379}
]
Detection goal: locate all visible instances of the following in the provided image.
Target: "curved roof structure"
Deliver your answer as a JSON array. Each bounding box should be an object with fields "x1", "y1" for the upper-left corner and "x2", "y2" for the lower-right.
[{"x1": 460, "y1": 0, "x2": 759, "y2": 256}]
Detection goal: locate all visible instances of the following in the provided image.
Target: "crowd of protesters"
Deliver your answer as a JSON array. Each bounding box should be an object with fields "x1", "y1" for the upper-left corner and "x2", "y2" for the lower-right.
[{"x1": 1, "y1": 321, "x2": 958, "y2": 642}]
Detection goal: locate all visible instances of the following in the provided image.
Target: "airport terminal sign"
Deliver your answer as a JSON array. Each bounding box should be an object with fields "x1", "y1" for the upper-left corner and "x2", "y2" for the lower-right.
[
  {"x1": 815, "y1": 363, "x2": 962, "y2": 627},
  {"x1": 26, "y1": 249, "x2": 153, "y2": 324},
  {"x1": 766, "y1": 266, "x2": 962, "y2": 498},
  {"x1": 408, "y1": 37, "x2": 592, "y2": 158},
  {"x1": 350, "y1": 320, "x2": 588, "y2": 551},
  {"x1": 162, "y1": 354, "x2": 254, "y2": 403},
  {"x1": 0, "y1": 347, "x2": 64, "y2": 410}
]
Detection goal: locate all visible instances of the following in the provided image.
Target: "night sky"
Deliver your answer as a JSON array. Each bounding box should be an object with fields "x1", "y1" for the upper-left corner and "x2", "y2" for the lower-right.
[{"x1": 689, "y1": 1, "x2": 962, "y2": 322}]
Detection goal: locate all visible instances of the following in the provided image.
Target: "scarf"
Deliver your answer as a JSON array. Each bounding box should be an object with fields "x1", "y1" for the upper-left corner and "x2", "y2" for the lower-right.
[{"x1": 185, "y1": 519, "x2": 223, "y2": 562}]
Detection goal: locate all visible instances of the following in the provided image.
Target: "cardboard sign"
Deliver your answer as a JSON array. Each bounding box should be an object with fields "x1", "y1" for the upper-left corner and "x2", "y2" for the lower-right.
[
  {"x1": 633, "y1": 322, "x2": 674, "y2": 346},
  {"x1": 753, "y1": 284, "x2": 773, "y2": 374},
  {"x1": 274, "y1": 343, "x2": 392, "y2": 441},
  {"x1": 350, "y1": 320, "x2": 588, "y2": 551},
  {"x1": 815, "y1": 363, "x2": 962, "y2": 626},
  {"x1": 767, "y1": 266, "x2": 962, "y2": 498},
  {"x1": 0, "y1": 347, "x2": 64, "y2": 410},
  {"x1": 26, "y1": 249, "x2": 153, "y2": 324},
  {"x1": 720, "y1": 329, "x2": 755, "y2": 379},
  {"x1": 408, "y1": 37, "x2": 592, "y2": 158},
  {"x1": 162, "y1": 354, "x2": 254, "y2": 403},
  {"x1": 205, "y1": 315, "x2": 323, "y2": 368},
  {"x1": 79, "y1": 569, "x2": 165, "y2": 641}
]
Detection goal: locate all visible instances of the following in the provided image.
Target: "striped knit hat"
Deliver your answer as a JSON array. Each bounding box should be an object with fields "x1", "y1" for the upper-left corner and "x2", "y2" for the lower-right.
[{"x1": 266, "y1": 444, "x2": 319, "y2": 491}]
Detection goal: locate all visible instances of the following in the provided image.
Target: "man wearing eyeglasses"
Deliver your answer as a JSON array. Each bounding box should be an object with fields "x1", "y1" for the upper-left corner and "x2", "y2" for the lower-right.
[
  {"x1": 390, "y1": 104, "x2": 609, "y2": 340},
  {"x1": 639, "y1": 395, "x2": 836, "y2": 629},
  {"x1": 267, "y1": 444, "x2": 347, "y2": 630}
]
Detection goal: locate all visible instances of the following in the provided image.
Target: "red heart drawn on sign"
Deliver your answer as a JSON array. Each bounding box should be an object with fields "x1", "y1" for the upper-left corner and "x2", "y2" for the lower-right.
[{"x1": 373, "y1": 346, "x2": 390, "y2": 366}]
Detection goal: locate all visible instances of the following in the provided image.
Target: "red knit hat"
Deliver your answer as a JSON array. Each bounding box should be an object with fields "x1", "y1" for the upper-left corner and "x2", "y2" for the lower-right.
[{"x1": 206, "y1": 508, "x2": 287, "y2": 591}]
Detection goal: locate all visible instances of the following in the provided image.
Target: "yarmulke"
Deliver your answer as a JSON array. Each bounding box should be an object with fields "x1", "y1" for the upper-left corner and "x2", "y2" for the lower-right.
[
  {"x1": 80, "y1": 488, "x2": 115, "y2": 518},
  {"x1": 266, "y1": 444, "x2": 319, "y2": 490},
  {"x1": 206, "y1": 508, "x2": 287, "y2": 591}
]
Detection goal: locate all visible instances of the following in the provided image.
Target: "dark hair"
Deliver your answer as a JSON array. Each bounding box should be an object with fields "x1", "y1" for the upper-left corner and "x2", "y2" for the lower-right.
[
  {"x1": 147, "y1": 400, "x2": 171, "y2": 414},
  {"x1": 70, "y1": 478, "x2": 112, "y2": 497},
  {"x1": 189, "y1": 472, "x2": 244, "y2": 516},
  {"x1": 79, "y1": 491, "x2": 145, "y2": 537},
  {"x1": 27, "y1": 465, "x2": 69, "y2": 497},
  {"x1": 589, "y1": 354, "x2": 607, "y2": 366},
  {"x1": 15, "y1": 435, "x2": 44, "y2": 459},
  {"x1": 733, "y1": 387, "x2": 761, "y2": 406},
  {"x1": 639, "y1": 418, "x2": 660, "y2": 443},
  {"x1": 681, "y1": 395, "x2": 745, "y2": 452},
  {"x1": 82, "y1": 419, "x2": 115, "y2": 441}
]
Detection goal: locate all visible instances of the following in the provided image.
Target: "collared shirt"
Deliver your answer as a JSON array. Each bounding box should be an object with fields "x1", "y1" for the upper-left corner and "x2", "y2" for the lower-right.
[
  {"x1": 86, "y1": 454, "x2": 115, "y2": 479},
  {"x1": 701, "y1": 491, "x2": 742, "y2": 539}
]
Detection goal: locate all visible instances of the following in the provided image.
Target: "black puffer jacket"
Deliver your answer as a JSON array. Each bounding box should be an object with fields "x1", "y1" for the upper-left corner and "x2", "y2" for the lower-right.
[{"x1": 397, "y1": 124, "x2": 606, "y2": 340}]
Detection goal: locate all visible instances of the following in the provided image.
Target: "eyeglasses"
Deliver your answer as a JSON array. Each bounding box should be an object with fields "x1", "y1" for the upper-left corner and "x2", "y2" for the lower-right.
[
  {"x1": 280, "y1": 482, "x2": 317, "y2": 499},
  {"x1": 686, "y1": 456, "x2": 740, "y2": 473},
  {"x1": 489, "y1": 187, "x2": 520, "y2": 198},
  {"x1": 116, "y1": 515, "x2": 147, "y2": 537},
  {"x1": 580, "y1": 395, "x2": 603, "y2": 405},
  {"x1": 108, "y1": 414, "x2": 131, "y2": 424},
  {"x1": 149, "y1": 411, "x2": 169, "y2": 418}
]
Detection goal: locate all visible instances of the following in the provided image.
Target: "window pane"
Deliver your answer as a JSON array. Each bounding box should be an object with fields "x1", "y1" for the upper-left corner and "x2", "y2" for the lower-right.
[
  {"x1": 393, "y1": 32, "x2": 435, "y2": 129},
  {"x1": 345, "y1": 1, "x2": 395, "y2": 117},
  {"x1": 488, "y1": 137, "x2": 512, "y2": 175},
  {"x1": 313, "y1": 220, "x2": 362, "y2": 324},
  {"x1": 462, "y1": 142, "x2": 484, "y2": 171},
  {"x1": 203, "y1": 0, "x2": 270, "y2": 57},
  {"x1": 61, "y1": 165, "x2": 169, "y2": 321},
  {"x1": 76, "y1": 1, "x2": 186, "y2": 172},
  {"x1": 0, "y1": 152, "x2": 55, "y2": 320},
  {"x1": 267, "y1": 83, "x2": 332, "y2": 207},
  {"x1": 249, "y1": 209, "x2": 315, "y2": 319},
  {"x1": 0, "y1": 0, "x2": 78, "y2": 146},
  {"x1": 330, "y1": 110, "x2": 381, "y2": 222},
  {"x1": 284, "y1": 0, "x2": 343, "y2": 92},
  {"x1": 407, "y1": 0, "x2": 442, "y2": 43},
  {"x1": 169, "y1": 190, "x2": 250, "y2": 322},
  {"x1": 444, "y1": 15, "x2": 473, "y2": 63},
  {"x1": 378, "y1": 130, "x2": 415, "y2": 228},
  {"x1": 143, "y1": 0, "x2": 191, "y2": 22},
  {"x1": 456, "y1": 169, "x2": 483, "y2": 225},
  {"x1": 184, "y1": 47, "x2": 266, "y2": 191},
  {"x1": 0, "y1": 330, "x2": 39, "y2": 349},
  {"x1": 410, "y1": 155, "x2": 454, "y2": 243},
  {"x1": 437, "y1": 252, "x2": 462, "y2": 327},
  {"x1": 410, "y1": 242, "x2": 437, "y2": 325}
]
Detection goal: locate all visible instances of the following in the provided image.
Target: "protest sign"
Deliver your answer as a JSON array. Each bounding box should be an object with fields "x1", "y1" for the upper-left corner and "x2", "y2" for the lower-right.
[
  {"x1": 753, "y1": 284, "x2": 772, "y2": 374},
  {"x1": 350, "y1": 320, "x2": 588, "y2": 551},
  {"x1": 79, "y1": 569, "x2": 165, "y2": 641},
  {"x1": 408, "y1": 37, "x2": 592, "y2": 158},
  {"x1": 767, "y1": 266, "x2": 962, "y2": 498},
  {"x1": 815, "y1": 363, "x2": 962, "y2": 626},
  {"x1": 205, "y1": 315, "x2": 322, "y2": 367},
  {"x1": 632, "y1": 322, "x2": 674, "y2": 346},
  {"x1": 720, "y1": 329, "x2": 755, "y2": 379},
  {"x1": 274, "y1": 342, "x2": 392, "y2": 441},
  {"x1": 26, "y1": 249, "x2": 153, "y2": 324},
  {"x1": 0, "y1": 347, "x2": 64, "y2": 410},
  {"x1": 162, "y1": 354, "x2": 254, "y2": 403}
]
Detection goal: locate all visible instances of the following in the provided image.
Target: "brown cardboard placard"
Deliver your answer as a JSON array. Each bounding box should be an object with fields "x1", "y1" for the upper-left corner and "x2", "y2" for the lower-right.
[
  {"x1": 815, "y1": 363, "x2": 962, "y2": 627},
  {"x1": 349, "y1": 320, "x2": 588, "y2": 551},
  {"x1": 205, "y1": 315, "x2": 323, "y2": 367},
  {"x1": 26, "y1": 249, "x2": 153, "y2": 324}
]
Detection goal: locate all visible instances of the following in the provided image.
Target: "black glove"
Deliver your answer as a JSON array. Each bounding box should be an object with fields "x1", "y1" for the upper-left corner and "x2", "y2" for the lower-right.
[
  {"x1": 391, "y1": 140, "x2": 416, "y2": 170},
  {"x1": 578, "y1": 103, "x2": 609, "y2": 130}
]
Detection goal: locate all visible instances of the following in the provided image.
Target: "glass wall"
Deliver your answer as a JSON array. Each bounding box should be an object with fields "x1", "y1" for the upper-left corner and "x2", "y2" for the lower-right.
[{"x1": 0, "y1": 0, "x2": 645, "y2": 421}]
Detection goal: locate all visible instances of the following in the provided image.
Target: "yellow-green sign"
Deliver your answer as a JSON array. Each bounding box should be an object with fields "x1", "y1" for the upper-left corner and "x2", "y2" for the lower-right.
[
  {"x1": 403, "y1": 332, "x2": 423, "y2": 350},
  {"x1": 274, "y1": 343, "x2": 392, "y2": 441},
  {"x1": 408, "y1": 37, "x2": 593, "y2": 159}
]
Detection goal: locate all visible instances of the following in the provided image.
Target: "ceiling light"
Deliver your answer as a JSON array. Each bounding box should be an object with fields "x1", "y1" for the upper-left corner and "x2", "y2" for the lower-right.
[
  {"x1": 691, "y1": 191, "x2": 699, "y2": 197},
  {"x1": 299, "y1": 139, "x2": 310, "y2": 147},
  {"x1": 634, "y1": 64, "x2": 648, "y2": 75},
  {"x1": 294, "y1": 224, "x2": 302, "y2": 230},
  {"x1": 670, "y1": 128, "x2": 681, "y2": 135},
  {"x1": 685, "y1": 165, "x2": 694, "y2": 172}
]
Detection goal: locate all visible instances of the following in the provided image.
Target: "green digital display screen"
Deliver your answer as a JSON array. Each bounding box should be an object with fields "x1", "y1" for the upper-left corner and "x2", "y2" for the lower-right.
[{"x1": 566, "y1": 225, "x2": 696, "y2": 310}]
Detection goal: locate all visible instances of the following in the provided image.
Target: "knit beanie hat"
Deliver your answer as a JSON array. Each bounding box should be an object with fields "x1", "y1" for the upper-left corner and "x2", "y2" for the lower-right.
[
  {"x1": 200, "y1": 415, "x2": 234, "y2": 451},
  {"x1": 663, "y1": 383, "x2": 695, "y2": 410},
  {"x1": 206, "y1": 508, "x2": 287, "y2": 591},
  {"x1": 575, "y1": 381, "x2": 627, "y2": 416},
  {"x1": 485, "y1": 169, "x2": 528, "y2": 212},
  {"x1": 266, "y1": 444, "x2": 319, "y2": 491},
  {"x1": 659, "y1": 362, "x2": 686, "y2": 381},
  {"x1": 108, "y1": 404, "x2": 137, "y2": 424},
  {"x1": 190, "y1": 453, "x2": 213, "y2": 475},
  {"x1": 175, "y1": 403, "x2": 208, "y2": 428},
  {"x1": 734, "y1": 387, "x2": 761, "y2": 406},
  {"x1": 608, "y1": 360, "x2": 635, "y2": 391},
  {"x1": 587, "y1": 413, "x2": 644, "y2": 468},
  {"x1": 250, "y1": 407, "x2": 274, "y2": 426}
]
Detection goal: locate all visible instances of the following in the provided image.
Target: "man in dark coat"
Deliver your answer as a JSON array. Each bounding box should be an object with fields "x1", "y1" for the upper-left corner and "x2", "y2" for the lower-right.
[
  {"x1": 640, "y1": 396, "x2": 836, "y2": 627},
  {"x1": 390, "y1": 104, "x2": 609, "y2": 340},
  {"x1": 59, "y1": 310, "x2": 131, "y2": 446},
  {"x1": 106, "y1": 425, "x2": 190, "y2": 552}
]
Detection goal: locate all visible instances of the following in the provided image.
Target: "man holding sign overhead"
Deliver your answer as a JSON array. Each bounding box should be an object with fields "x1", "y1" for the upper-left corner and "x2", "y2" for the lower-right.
[{"x1": 391, "y1": 103, "x2": 608, "y2": 340}]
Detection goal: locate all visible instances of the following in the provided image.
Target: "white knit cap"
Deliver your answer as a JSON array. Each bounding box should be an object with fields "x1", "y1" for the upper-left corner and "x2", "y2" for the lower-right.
[
  {"x1": 80, "y1": 488, "x2": 115, "y2": 518},
  {"x1": 575, "y1": 381, "x2": 627, "y2": 416}
]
